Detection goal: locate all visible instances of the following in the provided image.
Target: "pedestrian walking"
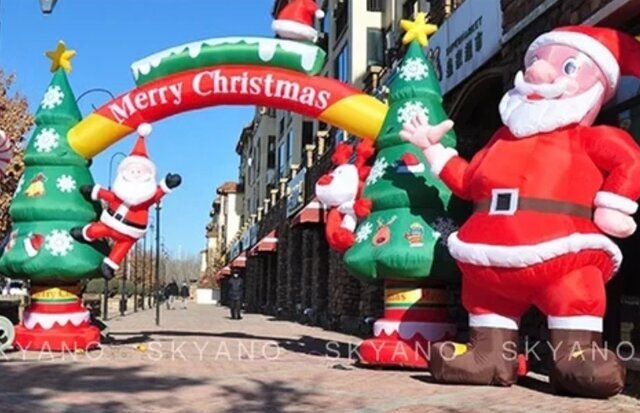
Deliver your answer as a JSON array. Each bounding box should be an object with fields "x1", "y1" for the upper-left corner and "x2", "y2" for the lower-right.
[
  {"x1": 228, "y1": 271, "x2": 243, "y2": 320},
  {"x1": 180, "y1": 282, "x2": 189, "y2": 309},
  {"x1": 165, "y1": 280, "x2": 179, "y2": 310}
]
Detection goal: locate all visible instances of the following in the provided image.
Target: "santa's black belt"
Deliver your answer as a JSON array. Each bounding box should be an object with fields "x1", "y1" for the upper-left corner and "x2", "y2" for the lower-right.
[
  {"x1": 106, "y1": 209, "x2": 147, "y2": 230},
  {"x1": 473, "y1": 197, "x2": 592, "y2": 219}
]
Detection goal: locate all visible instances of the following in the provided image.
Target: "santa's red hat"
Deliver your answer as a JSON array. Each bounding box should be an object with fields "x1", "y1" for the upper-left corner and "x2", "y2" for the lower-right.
[
  {"x1": 119, "y1": 123, "x2": 156, "y2": 173},
  {"x1": 526, "y1": 26, "x2": 640, "y2": 97},
  {"x1": 272, "y1": 0, "x2": 324, "y2": 43}
]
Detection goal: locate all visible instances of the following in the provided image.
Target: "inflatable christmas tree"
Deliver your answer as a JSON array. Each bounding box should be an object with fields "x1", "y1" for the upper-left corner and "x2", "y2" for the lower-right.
[
  {"x1": 343, "y1": 15, "x2": 459, "y2": 367},
  {"x1": 0, "y1": 42, "x2": 105, "y2": 350}
]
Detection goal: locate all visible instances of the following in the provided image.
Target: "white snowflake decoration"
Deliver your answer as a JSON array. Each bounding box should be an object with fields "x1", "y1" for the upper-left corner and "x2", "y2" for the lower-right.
[
  {"x1": 356, "y1": 222, "x2": 373, "y2": 243},
  {"x1": 45, "y1": 230, "x2": 74, "y2": 257},
  {"x1": 41, "y1": 85, "x2": 64, "y2": 109},
  {"x1": 432, "y1": 217, "x2": 459, "y2": 246},
  {"x1": 34, "y1": 128, "x2": 60, "y2": 153},
  {"x1": 397, "y1": 101, "x2": 429, "y2": 125},
  {"x1": 399, "y1": 58, "x2": 429, "y2": 81},
  {"x1": 56, "y1": 175, "x2": 76, "y2": 193},
  {"x1": 366, "y1": 157, "x2": 389, "y2": 186}
]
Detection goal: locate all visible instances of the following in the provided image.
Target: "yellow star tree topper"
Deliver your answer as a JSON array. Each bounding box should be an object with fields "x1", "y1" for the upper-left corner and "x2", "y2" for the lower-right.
[
  {"x1": 45, "y1": 41, "x2": 76, "y2": 73},
  {"x1": 400, "y1": 12, "x2": 438, "y2": 47}
]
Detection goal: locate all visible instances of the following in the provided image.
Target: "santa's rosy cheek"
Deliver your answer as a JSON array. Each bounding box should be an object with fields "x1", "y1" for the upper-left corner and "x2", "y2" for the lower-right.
[{"x1": 562, "y1": 78, "x2": 580, "y2": 96}]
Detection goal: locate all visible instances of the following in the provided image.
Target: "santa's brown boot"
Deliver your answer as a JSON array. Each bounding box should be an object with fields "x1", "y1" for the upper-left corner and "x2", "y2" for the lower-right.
[
  {"x1": 430, "y1": 327, "x2": 519, "y2": 386},
  {"x1": 549, "y1": 329, "x2": 625, "y2": 398}
]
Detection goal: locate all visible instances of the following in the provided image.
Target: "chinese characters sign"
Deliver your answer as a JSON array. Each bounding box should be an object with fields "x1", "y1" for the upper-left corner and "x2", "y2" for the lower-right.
[{"x1": 427, "y1": 0, "x2": 502, "y2": 94}]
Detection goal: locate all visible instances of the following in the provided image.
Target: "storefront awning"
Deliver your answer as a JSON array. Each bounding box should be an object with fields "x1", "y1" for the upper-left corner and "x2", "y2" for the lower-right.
[
  {"x1": 230, "y1": 252, "x2": 246, "y2": 269},
  {"x1": 291, "y1": 199, "x2": 326, "y2": 226},
  {"x1": 215, "y1": 266, "x2": 231, "y2": 280},
  {"x1": 249, "y1": 230, "x2": 278, "y2": 255}
]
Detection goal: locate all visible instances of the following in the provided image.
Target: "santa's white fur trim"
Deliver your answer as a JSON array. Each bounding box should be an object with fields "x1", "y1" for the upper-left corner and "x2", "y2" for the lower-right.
[
  {"x1": 272, "y1": 19, "x2": 319, "y2": 42},
  {"x1": 448, "y1": 231, "x2": 622, "y2": 271},
  {"x1": 425, "y1": 144, "x2": 458, "y2": 176},
  {"x1": 82, "y1": 224, "x2": 94, "y2": 242},
  {"x1": 469, "y1": 314, "x2": 520, "y2": 330},
  {"x1": 24, "y1": 238, "x2": 38, "y2": 257},
  {"x1": 548, "y1": 315, "x2": 602, "y2": 332},
  {"x1": 100, "y1": 211, "x2": 147, "y2": 239},
  {"x1": 373, "y1": 320, "x2": 457, "y2": 341},
  {"x1": 23, "y1": 310, "x2": 90, "y2": 330},
  {"x1": 104, "y1": 257, "x2": 120, "y2": 270},
  {"x1": 91, "y1": 185, "x2": 101, "y2": 201},
  {"x1": 594, "y1": 191, "x2": 638, "y2": 215},
  {"x1": 525, "y1": 31, "x2": 620, "y2": 93},
  {"x1": 315, "y1": 10, "x2": 325, "y2": 18},
  {"x1": 137, "y1": 123, "x2": 152, "y2": 137},
  {"x1": 159, "y1": 178, "x2": 172, "y2": 194}
]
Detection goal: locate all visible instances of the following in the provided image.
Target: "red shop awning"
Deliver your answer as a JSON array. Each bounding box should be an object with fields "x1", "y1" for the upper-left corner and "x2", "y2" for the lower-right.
[
  {"x1": 291, "y1": 199, "x2": 326, "y2": 226},
  {"x1": 230, "y1": 252, "x2": 246, "y2": 269},
  {"x1": 249, "y1": 230, "x2": 278, "y2": 256},
  {"x1": 215, "y1": 266, "x2": 231, "y2": 280}
]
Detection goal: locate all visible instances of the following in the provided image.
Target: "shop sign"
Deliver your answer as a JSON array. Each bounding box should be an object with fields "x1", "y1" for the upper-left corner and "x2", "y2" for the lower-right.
[
  {"x1": 249, "y1": 224, "x2": 258, "y2": 247},
  {"x1": 241, "y1": 229, "x2": 251, "y2": 251},
  {"x1": 427, "y1": 0, "x2": 502, "y2": 94},
  {"x1": 287, "y1": 167, "x2": 306, "y2": 217}
]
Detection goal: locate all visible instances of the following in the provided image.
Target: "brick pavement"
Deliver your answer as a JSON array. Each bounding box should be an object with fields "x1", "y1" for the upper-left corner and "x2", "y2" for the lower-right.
[{"x1": 0, "y1": 303, "x2": 639, "y2": 413}]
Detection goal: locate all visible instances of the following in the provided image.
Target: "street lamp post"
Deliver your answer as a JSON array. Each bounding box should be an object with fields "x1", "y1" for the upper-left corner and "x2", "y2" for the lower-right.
[
  {"x1": 141, "y1": 233, "x2": 146, "y2": 310},
  {"x1": 120, "y1": 253, "x2": 127, "y2": 316},
  {"x1": 148, "y1": 222, "x2": 154, "y2": 308},
  {"x1": 155, "y1": 202, "x2": 162, "y2": 326},
  {"x1": 103, "y1": 151, "x2": 126, "y2": 320},
  {"x1": 133, "y1": 242, "x2": 138, "y2": 313},
  {"x1": 39, "y1": 0, "x2": 58, "y2": 14}
]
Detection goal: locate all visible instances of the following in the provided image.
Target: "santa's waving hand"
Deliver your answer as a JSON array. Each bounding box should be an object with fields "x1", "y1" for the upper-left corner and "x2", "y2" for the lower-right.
[{"x1": 71, "y1": 124, "x2": 181, "y2": 279}]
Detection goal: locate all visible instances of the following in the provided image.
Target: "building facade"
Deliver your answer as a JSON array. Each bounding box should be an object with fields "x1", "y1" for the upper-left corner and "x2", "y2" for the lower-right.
[{"x1": 209, "y1": 0, "x2": 640, "y2": 358}]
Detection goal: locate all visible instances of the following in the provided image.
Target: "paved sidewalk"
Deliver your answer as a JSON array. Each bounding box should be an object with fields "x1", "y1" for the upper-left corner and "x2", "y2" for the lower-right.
[{"x1": 0, "y1": 304, "x2": 639, "y2": 413}]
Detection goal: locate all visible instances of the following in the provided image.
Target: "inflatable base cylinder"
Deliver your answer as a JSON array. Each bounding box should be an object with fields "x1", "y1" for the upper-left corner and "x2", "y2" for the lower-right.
[
  {"x1": 358, "y1": 281, "x2": 456, "y2": 368},
  {"x1": 14, "y1": 284, "x2": 100, "y2": 352}
]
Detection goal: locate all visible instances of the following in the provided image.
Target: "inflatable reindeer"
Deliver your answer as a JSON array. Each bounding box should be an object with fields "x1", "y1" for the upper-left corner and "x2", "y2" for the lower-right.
[{"x1": 315, "y1": 141, "x2": 375, "y2": 252}]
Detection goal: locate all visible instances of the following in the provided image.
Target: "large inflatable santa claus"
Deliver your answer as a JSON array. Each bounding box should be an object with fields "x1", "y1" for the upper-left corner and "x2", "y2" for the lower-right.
[
  {"x1": 401, "y1": 26, "x2": 640, "y2": 397},
  {"x1": 71, "y1": 124, "x2": 181, "y2": 279}
]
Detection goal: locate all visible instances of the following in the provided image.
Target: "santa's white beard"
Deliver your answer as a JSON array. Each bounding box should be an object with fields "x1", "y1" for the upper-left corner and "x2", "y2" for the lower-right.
[
  {"x1": 112, "y1": 175, "x2": 157, "y2": 206},
  {"x1": 499, "y1": 82, "x2": 604, "y2": 138}
]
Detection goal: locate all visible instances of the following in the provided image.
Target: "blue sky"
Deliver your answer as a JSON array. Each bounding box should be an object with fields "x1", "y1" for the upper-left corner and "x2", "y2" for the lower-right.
[{"x1": 0, "y1": 0, "x2": 275, "y2": 257}]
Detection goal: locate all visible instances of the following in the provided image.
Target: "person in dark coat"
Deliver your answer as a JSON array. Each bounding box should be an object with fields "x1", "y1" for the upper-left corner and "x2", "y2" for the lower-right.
[
  {"x1": 228, "y1": 272, "x2": 243, "y2": 320},
  {"x1": 179, "y1": 282, "x2": 190, "y2": 309},
  {"x1": 165, "y1": 280, "x2": 179, "y2": 310}
]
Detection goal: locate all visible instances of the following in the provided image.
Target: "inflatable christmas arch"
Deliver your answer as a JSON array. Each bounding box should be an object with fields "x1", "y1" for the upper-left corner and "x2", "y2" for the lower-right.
[{"x1": 0, "y1": 1, "x2": 394, "y2": 352}]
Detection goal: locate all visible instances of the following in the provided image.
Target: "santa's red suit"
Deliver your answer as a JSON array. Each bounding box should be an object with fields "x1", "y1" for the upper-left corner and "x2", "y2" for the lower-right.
[
  {"x1": 83, "y1": 182, "x2": 171, "y2": 270},
  {"x1": 430, "y1": 124, "x2": 640, "y2": 331},
  {"x1": 74, "y1": 123, "x2": 179, "y2": 274}
]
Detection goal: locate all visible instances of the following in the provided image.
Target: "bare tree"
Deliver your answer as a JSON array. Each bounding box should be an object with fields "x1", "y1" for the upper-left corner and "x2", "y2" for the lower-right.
[{"x1": 0, "y1": 70, "x2": 35, "y2": 234}]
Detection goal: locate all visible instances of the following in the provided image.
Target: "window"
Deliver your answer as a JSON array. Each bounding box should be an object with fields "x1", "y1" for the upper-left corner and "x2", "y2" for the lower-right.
[
  {"x1": 279, "y1": 117, "x2": 285, "y2": 137},
  {"x1": 402, "y1": 0, "x2": 418, "y2": 19},
  {"x1": 334, "y1": 0, "x2": 349, "y2": 39},
  {"x1": 267, "y1": 135, "x2": 276, "y2": 169},
  {"x1": 255, "y1": 142, "x2": 260, "y2": 183},
  {"x1": 278, "y1": 142, "x2": 286, "y2": 179},
  {"x1": 322, "y1": 6, "x2": 331, "y2": 34},
  {"x1": 367, "y1": 28, "x2": 384, "y2": 66},
  {"x1": 334, "y1": 44, "x2": 350, "y2": 83},
  {"x1": 302, "y1": 121, "x2": 314, "y2": 147},
  {"x1": 287, "y1": 130, "x2": 294, "y2": 166},
  {"x1": 367, "y1": 0, "x2": 384, "y2": 12}
]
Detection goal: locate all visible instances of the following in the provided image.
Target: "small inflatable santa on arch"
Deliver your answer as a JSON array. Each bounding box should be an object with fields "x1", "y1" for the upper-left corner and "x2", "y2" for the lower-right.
[
  {"x1": 71, "y1": 124, "x2": 182, "y2": 279},
  {"x1": 272, "y1": 0, "x2": 325, "y2": 43}
]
